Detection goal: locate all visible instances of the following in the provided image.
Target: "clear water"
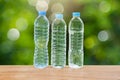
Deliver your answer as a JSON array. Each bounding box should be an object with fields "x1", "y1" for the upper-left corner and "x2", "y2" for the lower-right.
[
  {"x1": 69, "y1": 17, "x2": 84, "y2": 68},
  {"x1": 34, "y1": 15, "x2": 49, "y2": 69},
  {"x1": 51, "y1": 19, "x2": 66, "y2": 68}
]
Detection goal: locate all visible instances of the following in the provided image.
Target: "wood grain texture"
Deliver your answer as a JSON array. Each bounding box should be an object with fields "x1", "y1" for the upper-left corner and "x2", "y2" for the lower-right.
[{"x1": 0, "y1": 66, "x2": 120, "y2": 80}]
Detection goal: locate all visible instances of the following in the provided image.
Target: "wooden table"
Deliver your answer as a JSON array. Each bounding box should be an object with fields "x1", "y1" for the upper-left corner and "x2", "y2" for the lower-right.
[{"x1": 0, "y1": 66, "x2": 120, "y2": 80}]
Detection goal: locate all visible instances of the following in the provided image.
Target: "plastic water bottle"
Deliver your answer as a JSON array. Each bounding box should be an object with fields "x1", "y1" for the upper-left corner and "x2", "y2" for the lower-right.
[
  {"x1": 68, "y1": 12, "x2": 84, "y2": 68},
  {"x1": 34, "y1": 11, "x2": 49, "y2": 69},
  {"x1": 51, "y1": 14, "x2": 66, "y2": 68}
]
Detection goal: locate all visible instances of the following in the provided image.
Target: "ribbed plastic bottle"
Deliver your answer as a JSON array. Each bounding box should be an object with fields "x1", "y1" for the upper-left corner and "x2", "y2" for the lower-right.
[
  {"x1": 68, "y1": 12, "x2": 84, "y2": 68},
  {"x1": 34, "y1": 11, "x2": 49, "y2": 69},
  {"x1": 51, "y1": 14, "x2": 66, "y2": 68}
]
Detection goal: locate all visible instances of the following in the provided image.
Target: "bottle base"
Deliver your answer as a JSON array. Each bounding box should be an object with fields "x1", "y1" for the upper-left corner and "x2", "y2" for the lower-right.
[
  {"x1": 34, "y1": 64, "x2": 48, "y2": 69},
  {"x1": 69, "y1": 64, "x2": 83, "y2": 69}
]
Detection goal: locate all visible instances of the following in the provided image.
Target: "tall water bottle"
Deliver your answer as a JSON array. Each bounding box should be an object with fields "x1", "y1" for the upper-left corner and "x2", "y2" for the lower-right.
[
  {"x1": 69, "y1": 12, "x2": 84, "y2": 68},
  {"x1": 51, "y1": 14, "x2": 66, "y2": 68},
  {"x1": 34, "y1": 11, "x2": 49, "y2": 69}
]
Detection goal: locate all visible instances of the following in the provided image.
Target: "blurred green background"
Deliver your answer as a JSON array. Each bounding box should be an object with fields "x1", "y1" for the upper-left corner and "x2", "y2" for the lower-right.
[{"x1": 0, "y1": 0, "x2": 120, "y2": 65}]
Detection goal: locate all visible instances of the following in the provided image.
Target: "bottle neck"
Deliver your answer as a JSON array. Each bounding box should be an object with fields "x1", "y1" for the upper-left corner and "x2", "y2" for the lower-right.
[
  {"x1": 73, "y1": 16, "x2": 80, "y2": 18},
  {"x1": 54, "y1": 18, "x2": 65, "y2": 23},
  {"x1": 38, "y1": 11, "x2": 46, "y2": 16},
  {"x1": 38, "y1": 15, "x2": 46, "y2": 18},
  {"x1": 56, "y1": 18, "x2": 63, "y2": 20}
]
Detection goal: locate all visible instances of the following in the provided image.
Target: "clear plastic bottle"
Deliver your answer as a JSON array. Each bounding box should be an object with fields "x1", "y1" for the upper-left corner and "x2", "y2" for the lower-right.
[
  {"x1": 68, "y1": 12, "x2": 84, "y2": 68},
  {"x1": 34, "y1": 11, "x2": 49, "y2": 69},
  {"x1": 51, "y1": 14, "x2": 66, "y2": 68}
]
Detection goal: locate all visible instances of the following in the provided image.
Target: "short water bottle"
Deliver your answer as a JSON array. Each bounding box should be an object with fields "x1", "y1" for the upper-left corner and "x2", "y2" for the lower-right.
[
  {"x1": 51, "y1": 14, "x2": 67, "y2": 68},
  {"x1": 68, "y1": 12, "x2": 84, "y2": 68},
  {"x1": 34, "y1": 11, "x2": 49, "y2": 69}
]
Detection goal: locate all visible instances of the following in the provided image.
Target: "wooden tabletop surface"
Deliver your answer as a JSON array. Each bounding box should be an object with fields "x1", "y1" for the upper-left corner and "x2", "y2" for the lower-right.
[{"x1": 0, "y1": 66, "x2": 120, "y2": 80}]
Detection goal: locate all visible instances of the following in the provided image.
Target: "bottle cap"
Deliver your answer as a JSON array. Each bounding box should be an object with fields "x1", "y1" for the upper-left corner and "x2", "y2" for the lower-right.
[
  {"x1": 55, "y1": 14, "x2": 63, "y2": 19},
  {"x1": 73, "y1": 12, "x2": 80, "y2": 17},
  {"x1": 38, "y1": 11, "x2": 46, "y2": 16}
]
